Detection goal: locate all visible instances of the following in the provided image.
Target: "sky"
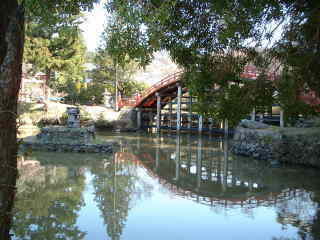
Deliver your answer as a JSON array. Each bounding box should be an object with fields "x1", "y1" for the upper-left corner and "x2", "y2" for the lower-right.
[
  {"x1": 79, "y1": 1, "x2": 179, "y2": 85},
  {"x1": 80, "y1": 0, "x2": 108, "y2": 52}
]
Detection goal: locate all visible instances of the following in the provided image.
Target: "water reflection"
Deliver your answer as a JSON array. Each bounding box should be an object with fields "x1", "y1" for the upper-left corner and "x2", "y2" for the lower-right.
[
  {"x1": 9, "y1": 133, "x2": 320, "y2": 240},
  {"x1": 0, "y1": 168, "x2": 16, "y2": 240},
  {"x1": 13, "y1": 155, "x2": 86, "y2": 240},
  {"x1": 110, "y1": 133, "x2": 320, "y2": 239},
  {"x1": 91, "y1": 152, "x2": 153, "y2": 240}
]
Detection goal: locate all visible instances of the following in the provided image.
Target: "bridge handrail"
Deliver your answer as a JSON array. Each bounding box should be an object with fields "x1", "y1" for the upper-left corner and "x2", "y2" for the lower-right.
[
  {"x1": 143, "y1": 71, "x2": 183, "y2": 95},
  {"x1": 118, "y1": 71, "x2": 183, "y2": 108},
  {"x1": 136, "y1": 71, "x2": 183, "y2": 105},
  {"x1": 119, "y1": 67, "x2": 277, "y2": 108}
]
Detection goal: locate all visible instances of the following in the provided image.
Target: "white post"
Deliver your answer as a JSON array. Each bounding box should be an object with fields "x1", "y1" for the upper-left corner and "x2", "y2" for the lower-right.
[
  {"x1": 222, "y1": 140, "x2": 228, "y2": 192},
  {"x1": 224, "y1": 119, "x2": 229, "y2": 136},
  {"x1": 148, "y1": 111, "x2": 153, "y2": 128},
  {"x1": 209, "y1": 118, "x2": 213, "y2": 132},
  {"x1": 156, "y1": 93, "x2": 161, "y2": 131},
  {"x1": 251, "y1": 108, "x2": 256, "y2": 121},
  {"x1": 175, "y1": 134, "x2": 181, "y2": 181},
  {"x1": 188, "y1": 95, "x2": 192, "y2": 129},
  {"x1": 169, "y1": 98, "x2": 173, "y2": 129},
  {"x1": 280, "y1": 109, "x2": 284, "y2": 128},
  {"x1": 198, "y1": 115, "x2": 203, "y2": 133},
  {"x1": 136, "y1": 108, "x2": 141, "y2": 129},
  {"x1": 196, "y1": 136, "x2": 202, "y2": 190},
  {"x1": 176, "y1": 85, "x2": 182, "y2": 131},
  {"x1": 156, "y1": 133, "x2": 160, "y2": 171}
]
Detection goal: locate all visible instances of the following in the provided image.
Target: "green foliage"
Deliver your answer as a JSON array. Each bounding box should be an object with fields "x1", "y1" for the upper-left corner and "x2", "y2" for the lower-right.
[
  {"x1": 23, "y1": 0, "x2": 98, "y2": 25},
  {"x1": 276, "y1": 71, "x2": 318, "y2": 125},
  {"x1": 22, "y1": 0, "x2": 98, "y2": 102},
  {"x1": 105, "y1": 0, "x2": 320, "y2": 125},
  {"x1": 13, "y1": 165, "x2": 86, "y2": 240},
  {"x1": 24, "y1": 14, "x2": 88, "y2": 94},
  {"x1": 89, "y1": 47, "x2": 148, "y2": 98}
]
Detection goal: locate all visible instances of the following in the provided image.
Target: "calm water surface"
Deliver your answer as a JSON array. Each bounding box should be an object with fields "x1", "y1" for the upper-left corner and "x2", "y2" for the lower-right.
[{"x1": 13, "y1": 132, "x2": 320, "y2": 240}]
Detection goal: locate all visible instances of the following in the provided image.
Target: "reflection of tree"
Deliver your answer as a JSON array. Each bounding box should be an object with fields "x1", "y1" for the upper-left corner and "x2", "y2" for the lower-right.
[
  {"x1": 275, "y1": 190, "x2": 319, "y2": 240},
  {"x1": 311, "y1": 208, "x2": 320, "y2": 240},
  {"x1": 0, "y1": 174, "x2": 16, "y2": 240},
  {"x1": 12, "y1": 165, "x2": 86, "y2": 240},
  {"x1": 91, "y1": 153, "x2": 152, "y2": 240}
]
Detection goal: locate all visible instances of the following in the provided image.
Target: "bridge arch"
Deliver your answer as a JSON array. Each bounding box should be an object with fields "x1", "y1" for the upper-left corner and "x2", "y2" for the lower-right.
[{"x1": 118, "y1": 67, "x2": 280, "y2": 132}]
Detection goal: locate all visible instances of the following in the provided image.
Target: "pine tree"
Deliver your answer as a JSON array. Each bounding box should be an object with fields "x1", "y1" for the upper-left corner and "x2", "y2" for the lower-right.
[{"x1": 24, "y1": 14, "x2": 87, "y2": 100}]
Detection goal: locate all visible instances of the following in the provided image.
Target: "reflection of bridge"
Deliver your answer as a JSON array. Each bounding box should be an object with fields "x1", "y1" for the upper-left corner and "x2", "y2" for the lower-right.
[
  {"x1": 118, "y1": 67, "x2": 280, "y2": 132},
  {"x1": 114, "y1": 135, "x2": 304, "y2": 210}
]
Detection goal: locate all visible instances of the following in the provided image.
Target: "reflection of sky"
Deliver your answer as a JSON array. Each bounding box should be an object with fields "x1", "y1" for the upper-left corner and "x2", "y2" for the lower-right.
[
  {"x1": 16, "y1": 133, "x2": 318, "y2": 240},
  {"x1": 75, "y1": 166, "x2": 299, "y2": 240},
  {"x1": 121, "y1": 169, "x2": 298, "y2": 240},
  {"x1": 76, "y1": 170, "x2": 106, "y2": 240}
]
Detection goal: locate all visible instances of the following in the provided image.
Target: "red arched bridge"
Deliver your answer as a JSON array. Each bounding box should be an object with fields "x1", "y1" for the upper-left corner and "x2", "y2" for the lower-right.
[
  {"x1": 117, "y1": 67, "x2": 274, "y2": 132},
  {"x1": 118, "y1": 66, "x2": 262, "y2": 109},
  {"x1": 117, "y1": 67, "x2": 318, "y2": 132}
]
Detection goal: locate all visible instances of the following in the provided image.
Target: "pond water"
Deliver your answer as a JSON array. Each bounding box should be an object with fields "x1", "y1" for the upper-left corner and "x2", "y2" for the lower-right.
[{"x1": 12, "y1": 132, "x2": 320, "y2": 240}]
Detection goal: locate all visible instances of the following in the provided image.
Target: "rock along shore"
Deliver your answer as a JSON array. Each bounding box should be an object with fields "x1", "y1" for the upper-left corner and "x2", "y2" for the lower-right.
[
  {"x1": 231, "y1": 120, "x2": 320, "y2": 168},
  {"x1": 22, "y1": 141, "x2": 115, "y2": 153},
  {"x1": 21, "y1": 126, "x2": 117, "y2": 154}
]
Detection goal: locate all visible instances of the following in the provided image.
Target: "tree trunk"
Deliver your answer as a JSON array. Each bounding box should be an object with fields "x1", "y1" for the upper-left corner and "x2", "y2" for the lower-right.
[
  {"x1": 0, "y1": 0, "x2": 24, "y2": 239},
  {"x1": 44, "y1": 68, "x2": 51, "y2": 101}
]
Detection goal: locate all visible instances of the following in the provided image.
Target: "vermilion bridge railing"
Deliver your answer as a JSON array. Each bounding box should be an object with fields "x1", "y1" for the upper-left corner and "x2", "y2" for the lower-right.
[
  {"x1": 118, "y1": 71, "x2": 183, "y2": 108},
  {"x1": 117, "y1": 67, "x2": 275, "y2": 109}
]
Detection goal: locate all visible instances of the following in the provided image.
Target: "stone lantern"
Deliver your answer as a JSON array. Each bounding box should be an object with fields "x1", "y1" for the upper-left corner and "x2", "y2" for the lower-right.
[{"x1": 67, "y1": 107, "x2": 80, "y2": 128}]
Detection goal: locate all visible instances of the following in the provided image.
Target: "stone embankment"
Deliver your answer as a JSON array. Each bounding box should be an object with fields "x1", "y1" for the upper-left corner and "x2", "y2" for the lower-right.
[
  {"x1": 22, "y1": 141, "x2": 114, "y2": 153},
  {"x1": 231, "y1": 120, "x2": 320, "y2": 167},
  {"x1": 22, "y1": 126, "x2": 116, "y2": 154}
]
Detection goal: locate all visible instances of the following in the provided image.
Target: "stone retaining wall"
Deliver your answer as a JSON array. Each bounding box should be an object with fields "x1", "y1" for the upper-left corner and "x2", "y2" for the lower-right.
[
  {"x1": 232, "y1": 127, "x2": 320, "y2": 168},
  {"x1": 22, "y1": 141, "x2": 114, "y2": 153},
  {"x1": 37, "y1": 126, "x2": 95, "y2": 143}
]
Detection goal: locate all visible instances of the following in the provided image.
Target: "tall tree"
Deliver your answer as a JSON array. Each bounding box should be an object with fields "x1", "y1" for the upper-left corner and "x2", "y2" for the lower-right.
[
  {"x1": 91, "y1": 47, "x2": 148, "y2": 97},
  {"x1": 13, "y1": 165, "x2": 86, "y2": 240},
  {"x1": 0, "y1": 2, "x2": 25, "y2": 238},
  {"x1": 24, "y1": 14, "x2": 87, "y2": 100},
  {"x1": 0, "y1": 1, "x2": 96, "y2": 238}
]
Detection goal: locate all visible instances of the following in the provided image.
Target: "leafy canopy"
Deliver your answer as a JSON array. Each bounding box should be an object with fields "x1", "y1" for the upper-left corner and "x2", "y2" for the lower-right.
[{"x1": 105, "y1": 0, "x2": 320, "y2": 125}]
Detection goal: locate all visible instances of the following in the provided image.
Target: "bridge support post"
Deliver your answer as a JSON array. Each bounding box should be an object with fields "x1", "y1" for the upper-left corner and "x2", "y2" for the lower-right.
[
  {"x1": 155, "y1": 133, "x2": 160, "y2": 171},
  {"x1": 136, "y1": 108, "x2": 142, "y2": 129},
  {"x1": 251, "y1": 108, "x2": 256, "y2": 121},
  {"x1": 224, "y1": 119, "x2": 229, "y2": 136},
  {"x1": 176, "y1": 85, "x2": 182, "y2": 132},
  {"x1": 187, "y1": 134, "x2": 192, "y2": 174},
  {"x1": 175, "y1": 134, "x2": 181, "y2": 181},
  {"x1": 280, "y1": 109, "x2": 284, "y2": 128},
  {"x1": 209, "y1": 118, "x2": 213, "y2": 132},
  {"x1": 188, "y1": 95, "x2": 192, "y2": 129},
  {"x1": 222, "y1": 140, "x2": 228, "y2": 192},
  {"x1": 148, "y1": 111, "x2": 153, "y2": 129},
  {"x1": 169, "y1": 97, "x2": 173, "y2": 129},
  {"x1": 198, "y1": 115, "x2": 203, "y2": 133},
  {"x1": 196, "y1": 136, "x2": 202, "y2": 191},
  {"x1": 156, "y1": 92, "x2": 161, "y2": 131}
]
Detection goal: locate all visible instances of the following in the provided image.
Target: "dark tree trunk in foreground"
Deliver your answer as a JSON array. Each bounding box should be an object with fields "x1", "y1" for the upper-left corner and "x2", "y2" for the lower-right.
[{"x1": 0, "y1": 0, "x2": 24, "y2": 239}]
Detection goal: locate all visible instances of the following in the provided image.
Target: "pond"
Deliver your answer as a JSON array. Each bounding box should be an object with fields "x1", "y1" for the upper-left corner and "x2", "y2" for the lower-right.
[{"x1": 12, "y1": 132, "x2": 320, "y2": 240}]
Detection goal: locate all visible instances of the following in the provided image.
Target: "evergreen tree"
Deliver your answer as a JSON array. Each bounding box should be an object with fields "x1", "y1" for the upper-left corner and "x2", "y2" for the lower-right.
[
  {"x1": 91, "y1": 47, "x2": 148, "y2": 98},
  {"x1": 24, "y1": 14, "x2": 87, "y2": 99},
  {"x1": 13, "y1": 166, "x2": 86, "y2": 240}
]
